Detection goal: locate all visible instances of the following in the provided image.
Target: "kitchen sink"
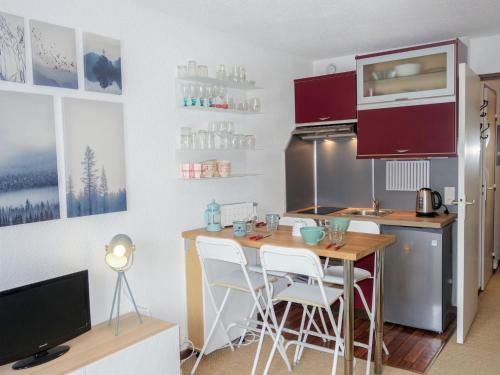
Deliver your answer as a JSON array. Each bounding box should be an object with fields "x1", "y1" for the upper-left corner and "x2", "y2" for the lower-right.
[{"x1": 343, "y1": 209, "x2": 393, "y2": 217}]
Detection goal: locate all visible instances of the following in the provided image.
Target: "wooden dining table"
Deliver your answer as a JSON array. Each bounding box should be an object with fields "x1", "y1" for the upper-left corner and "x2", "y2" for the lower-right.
[{"x1": 182, "y1": 226, "x2": 396, "y2": 375}]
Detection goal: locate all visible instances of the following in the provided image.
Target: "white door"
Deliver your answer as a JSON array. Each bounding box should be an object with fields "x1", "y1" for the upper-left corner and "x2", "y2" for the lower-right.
[
  {"x1": 479, "y1": 86, "x2": 497, "y2": 289},
  {"x1": 456, "y1": 63, "x2": 482, "y2": 344}
]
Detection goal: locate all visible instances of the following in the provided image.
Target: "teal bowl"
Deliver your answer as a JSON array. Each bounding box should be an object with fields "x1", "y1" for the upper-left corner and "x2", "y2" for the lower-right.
[
  {"x1": 328, "y1": 217, "x2": 351, "y2": 232},
  {"x1": 300, "y1": 226, "x2": 326, "y2": 246}
]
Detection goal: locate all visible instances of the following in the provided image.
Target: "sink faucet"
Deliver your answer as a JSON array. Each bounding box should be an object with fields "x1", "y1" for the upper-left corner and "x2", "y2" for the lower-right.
[{"x1": 372, "y1": 199, "x2": 380, "y2": 213}]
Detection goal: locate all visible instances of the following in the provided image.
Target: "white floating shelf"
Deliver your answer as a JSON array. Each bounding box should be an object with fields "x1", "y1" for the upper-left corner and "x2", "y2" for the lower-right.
[
  {"x1": 178, "y1": 173, "x2": 263, "y2": 181},
  {"x1": 176, "y1": 77, "x2": 263, "y2": 90},
  {"x1": 179, "y1": 106, "x2": 262, "y2": 115}
]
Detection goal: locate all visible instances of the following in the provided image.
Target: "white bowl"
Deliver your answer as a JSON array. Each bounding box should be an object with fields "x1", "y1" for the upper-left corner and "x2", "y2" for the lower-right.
[{"x1": 395, "y1": 63, "x2": 422, "y2": 77}]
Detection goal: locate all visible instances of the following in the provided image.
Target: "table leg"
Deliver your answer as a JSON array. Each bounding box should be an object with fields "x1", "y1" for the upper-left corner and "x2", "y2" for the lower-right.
[
  {"x1": 343, "y1": 260, "x2": 354, "y2": 375},
  {"x1": 374, "y1": 249, "x2": 385, "y2": 374}
]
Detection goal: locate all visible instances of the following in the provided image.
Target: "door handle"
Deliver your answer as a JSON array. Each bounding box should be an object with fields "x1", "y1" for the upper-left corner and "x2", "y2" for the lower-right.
[
  {"x1": 395, "y1": 149, "x2": 409, "y2": 153},
  {"x1": 487, "y1": 185, "x2": 496, "y2": 191},
  {"x1": 451, "y1": 199, "x2": 475, "y2": 205},
  {"x1": 318, "y1": 116, "x2": 331, "y2": 121}
]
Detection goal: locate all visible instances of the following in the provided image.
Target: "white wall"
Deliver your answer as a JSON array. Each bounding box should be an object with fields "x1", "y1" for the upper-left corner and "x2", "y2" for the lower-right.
[
  {"x1": 470, "y1": 35, "x2": 500, "y2": 75},
  {"x1": 0, "y1": 0, "x2": 310, "y2": 343}
]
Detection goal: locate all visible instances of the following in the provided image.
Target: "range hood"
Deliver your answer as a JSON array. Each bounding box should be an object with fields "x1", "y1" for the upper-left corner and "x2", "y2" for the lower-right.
[{"x1": 291, "y1": 123, "x2": 357, "y2": 141}]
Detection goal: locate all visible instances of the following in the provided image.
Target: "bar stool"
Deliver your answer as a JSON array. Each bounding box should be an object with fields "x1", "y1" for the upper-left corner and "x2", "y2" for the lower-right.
[
  {"x1": 191, "y1": 236, "x2": 291, "y2": 375},
  {"x1": 257, "y1": 244, "x2": 344, "y2": 375},
  {"x1": 322, "y1": 220, "x2": 389, "y2": 375}
]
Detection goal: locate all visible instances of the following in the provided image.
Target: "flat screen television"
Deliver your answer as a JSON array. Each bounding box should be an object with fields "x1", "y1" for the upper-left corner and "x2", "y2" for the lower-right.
[{"x1": 0, "y1": 270, "x2": 91, "y2": 369}]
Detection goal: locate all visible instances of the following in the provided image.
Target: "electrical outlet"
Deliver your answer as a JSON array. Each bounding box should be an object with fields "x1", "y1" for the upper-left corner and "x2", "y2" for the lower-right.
[{"x1": 444, "y1": 187, "x2": 455, "y2": 205}]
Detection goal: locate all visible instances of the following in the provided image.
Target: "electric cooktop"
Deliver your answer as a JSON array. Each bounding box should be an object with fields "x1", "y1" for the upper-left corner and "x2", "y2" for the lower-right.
[{"x1": 296, "y1": 207, "x2": 346, "y2": 215}]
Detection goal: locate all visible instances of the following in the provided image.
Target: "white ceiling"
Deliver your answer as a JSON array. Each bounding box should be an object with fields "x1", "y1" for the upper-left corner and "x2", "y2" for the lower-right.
[{"x1": 140, "y1": 0, "x2": 500, "y2": 60}]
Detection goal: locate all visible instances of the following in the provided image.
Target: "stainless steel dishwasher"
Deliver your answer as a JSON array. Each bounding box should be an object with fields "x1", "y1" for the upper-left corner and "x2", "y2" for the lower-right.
[{"x1": 381, "y1": 224, "x2": 453, "y2": 333}]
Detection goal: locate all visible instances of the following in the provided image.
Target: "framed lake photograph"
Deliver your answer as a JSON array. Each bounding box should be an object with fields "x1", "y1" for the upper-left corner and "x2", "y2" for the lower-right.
[
  {"x1": 63, "y1": 98, "x2": 127, "y2": 217},
  {"x1": 0, "y1": 12, "x2": 26, "y2": 83},
  {"x1": 84, "y1": 32, "x2": 122, "y2": 94},
  {"x1": 30, "y1": 20, "x2": 78, "y2": 89},
  {"x1": 0, "y1": 91, "x2": 60, "y2": 227}
]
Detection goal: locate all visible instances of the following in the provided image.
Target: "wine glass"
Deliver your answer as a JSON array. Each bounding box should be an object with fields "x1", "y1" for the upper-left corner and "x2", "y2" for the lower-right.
[
  {"x1": 189, "y1": 84, "x2": 199, "y2": 106},
  {"x1": 181, "y1": 84, "x2": 190, "y2": 107},
  {"x1": 205, "y1": 85, "x2": 214, "y2": 107},
  {"x1": 199, "y1": 85, "x2": 207, "y2": 107}
]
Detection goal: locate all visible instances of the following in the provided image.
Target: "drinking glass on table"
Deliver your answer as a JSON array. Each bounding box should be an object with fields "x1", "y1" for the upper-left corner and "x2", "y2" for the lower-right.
[
  {"x1": 327, "y1": 217, "x2": 350, "y2": 244},
  {"x1": 266, "y1": 214, "x2": 280, "y2": 232}
]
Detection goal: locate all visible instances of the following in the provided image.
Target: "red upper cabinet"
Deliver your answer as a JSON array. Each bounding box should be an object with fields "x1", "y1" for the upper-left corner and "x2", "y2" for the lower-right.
[
  {"x1": 357, "y1": 102, "x2": 456, "y2": 158},
  {"x1": 294, "y1": 71, "x2": 357, "y2": 125}
]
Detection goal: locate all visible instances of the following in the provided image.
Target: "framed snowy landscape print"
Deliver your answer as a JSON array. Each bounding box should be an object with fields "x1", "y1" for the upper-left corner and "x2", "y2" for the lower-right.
[
  {"x1": 84, "y1": 32, "x2": 122, "y2": 94},
  {"x1": 0, "y1": 91, "x2": 60, "y2": 227},
  {"x1": 30, "y1": 20, "x2": 78, "y2": 89},
  {"x1": 0, "y1": 12, "x2": 26, "y2": 83},
  {"x1": 62, "y1": 98, "x2": 127, "y2": 218}
]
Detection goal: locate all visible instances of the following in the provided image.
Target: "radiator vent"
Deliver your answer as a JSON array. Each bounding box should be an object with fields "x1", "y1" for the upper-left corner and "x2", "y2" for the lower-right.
[{"x1": 385, "y1": 160, "x2": 430, "y2": 191}]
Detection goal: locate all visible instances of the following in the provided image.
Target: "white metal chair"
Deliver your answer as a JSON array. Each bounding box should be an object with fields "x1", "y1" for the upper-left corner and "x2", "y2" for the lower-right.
[
  {"x1": 191, "y1": 236, "x2": 291, "y2": 375},
  {"x1": 322, "y1": 220, "x2": 389, "y2": 375},
  {"x1": 257, "y1": 245, "x2": 344, "y2": 375}
]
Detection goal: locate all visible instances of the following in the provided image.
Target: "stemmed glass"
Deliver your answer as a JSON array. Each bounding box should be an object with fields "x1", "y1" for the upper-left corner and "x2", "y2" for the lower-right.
[
  {"x1": 189, "y1": 84, "x2": 199, "y2": 106},
  {"x1": 205, "y1": 85, "x2": 214, "y2": 108},
  {"x1": 199, "y1": 85, "x2": 207, "y2": 107},
  {"x1": 181, "y1": 84, "x2": 190, "y2": 107}
]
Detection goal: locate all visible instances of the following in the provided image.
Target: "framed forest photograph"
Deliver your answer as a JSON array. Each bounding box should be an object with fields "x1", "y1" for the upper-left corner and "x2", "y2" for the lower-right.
[
  {"x1": 62, "y1": 98, "x2": 127, "y2": 218},
  {"x1": 0, "y1": 91, "x2": 60, "y2": 227}
]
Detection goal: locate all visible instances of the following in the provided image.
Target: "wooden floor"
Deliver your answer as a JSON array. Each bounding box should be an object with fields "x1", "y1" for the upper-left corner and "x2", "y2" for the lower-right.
[{"x1": 271, "y1": 302, "x2": 456, "y2": 374}]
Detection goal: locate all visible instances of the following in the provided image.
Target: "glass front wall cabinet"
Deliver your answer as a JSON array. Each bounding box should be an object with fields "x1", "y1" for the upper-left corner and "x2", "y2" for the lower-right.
[{"x1": 356, "y1": 43, "x2": 456, "y2": 107}]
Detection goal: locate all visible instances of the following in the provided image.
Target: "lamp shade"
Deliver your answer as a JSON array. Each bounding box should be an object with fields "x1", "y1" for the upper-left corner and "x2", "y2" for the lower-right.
[{"x1": 105, "y1": 234, "x2": 135, "y2": 271}]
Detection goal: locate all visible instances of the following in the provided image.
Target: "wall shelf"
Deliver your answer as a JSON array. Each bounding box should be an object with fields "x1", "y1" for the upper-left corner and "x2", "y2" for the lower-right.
[
  {"x1": 179, "y1": 106, "x2": 262, "y2": 115},
  {"x1": 176, "y1": 77, "x2": 263, "y2": 91},
  {"x1": 178, "y1": 173, "x2": 263, "y2": 181}
]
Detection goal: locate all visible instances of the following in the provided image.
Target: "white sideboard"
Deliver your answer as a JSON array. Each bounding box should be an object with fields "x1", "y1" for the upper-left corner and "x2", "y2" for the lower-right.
[{"x1": 0, "y1": 313, "x2": 180, "y2": 375}]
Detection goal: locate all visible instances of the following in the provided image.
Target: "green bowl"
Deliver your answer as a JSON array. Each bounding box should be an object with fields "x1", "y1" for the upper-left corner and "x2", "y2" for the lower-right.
[{"x1": 327, "y1": 217, "x2": 351, "y2": 232}]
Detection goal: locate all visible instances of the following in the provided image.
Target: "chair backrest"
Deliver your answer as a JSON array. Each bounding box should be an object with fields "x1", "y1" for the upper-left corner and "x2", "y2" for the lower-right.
[
  {"x1": 279, "y1": 216, "x2": 317, "y2": 227},
  {"x1": 347, "y1": 220, "x2": 379, "y2": 234},
  {"x1": 260, "y1": 245, "x2": 324, "y2": 279},
  {"x1": 195, "y1": 235, "x2": 247, "y2": 266}
]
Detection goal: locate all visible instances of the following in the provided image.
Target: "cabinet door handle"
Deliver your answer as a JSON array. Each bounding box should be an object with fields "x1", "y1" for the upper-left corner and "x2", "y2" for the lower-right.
[
  {"x1": 318, "y1": 117, "x2": 331, "y2": 121},
  {"x1": 395, "y1": 149, "x2": 409, "y2": 153},
  {"x1": 487, "y1": 185, "x2": 496, "y2": 191},
  {"x1": 395, "y1": 97, "x2": 410, "y2": 101}
]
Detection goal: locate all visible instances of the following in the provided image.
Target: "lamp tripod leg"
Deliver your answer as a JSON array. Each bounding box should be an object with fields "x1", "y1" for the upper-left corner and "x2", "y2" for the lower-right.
[
  {"x1": 115, "y1": 272, "x2": 122, "y2": 336},
  {"x1": 108, "y1": 272, "x2": 121, "y2": 326},
  {"x1": 122, "y1": 272, "x2": 143, "y2": 324}
]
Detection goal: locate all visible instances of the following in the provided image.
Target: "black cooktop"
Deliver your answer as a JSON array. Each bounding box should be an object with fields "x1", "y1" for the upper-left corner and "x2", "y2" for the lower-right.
[{"x1": 297, "y1": 206, "x2": 346, "y2": 215}]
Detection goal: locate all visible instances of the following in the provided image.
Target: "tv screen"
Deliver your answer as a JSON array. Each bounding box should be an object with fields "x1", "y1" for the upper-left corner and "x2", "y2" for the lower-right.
[{"x1": 0, "y1": 270, "x2": 91, "y2": 367}]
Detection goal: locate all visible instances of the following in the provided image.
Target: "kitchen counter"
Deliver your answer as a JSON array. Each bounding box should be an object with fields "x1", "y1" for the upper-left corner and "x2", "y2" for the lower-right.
[{"x1": 286, "y1": 206, "x2": 456, "y2": 229}]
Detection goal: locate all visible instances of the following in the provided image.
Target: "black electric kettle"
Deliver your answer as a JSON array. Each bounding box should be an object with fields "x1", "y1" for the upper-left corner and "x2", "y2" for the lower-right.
[{"x1": 416, "y1": 188, "x2": 442, "y2": 217}]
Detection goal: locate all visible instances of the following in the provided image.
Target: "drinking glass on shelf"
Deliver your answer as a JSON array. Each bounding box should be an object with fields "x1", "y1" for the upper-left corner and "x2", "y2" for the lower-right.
[
  {"x1": 226, "y1": 121, "x2": 235, "y2": 135},
  {"x1": 197, "y1": 65, "x2": 208, "y2": 77},
  {"x1": 231, "y1": 66, "x2": 240, "y2": 82},
  {"x1": 197, "y1": 130, "x2": 208, "y2": 150},
  {"x1": 207, "y1": 131, "x2": 215, "y2": 149},
  {"x1": 189, "y1": 84, "x2": 199, "y2": 106},
  {"x1": 228, "y1": 97, "x2": 235, "y2": 110},
  {"x1": 249, "y1": 97, "x2": 261, "y2": 113},
  {"x1": 199, "y1": 85, "x2": 207, "y2": 107},
  {"x1": 177, "y1": 65, "x2": 188, "y2": 78},
  {"x1": 208, "y1": 121, "x2": 218, "y2": 134},
  {"x1": 216, "y1": 64, "x2": 226, "y2": 80},
  {"x1": 187, "y1": 60, "x2": 197, "y2": 76},
  {"x1": 191, "y1": 132, "x2": 199, "y2": 150},
  {"x1": 181, "y1": 84, "x2": 190, "y2": 107},
  {"x1": 180, "y1": 135, "x2": 191, "y2": 149},
  {"x1": 245, "y1": 135, "x2": 256, "y2": 149},
  {"x1": 239, "y1": 67, "x2": 247, "y2": 82},
  {"x1": 205, "y1": 85, "x2": 214, "y2": 107}
]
